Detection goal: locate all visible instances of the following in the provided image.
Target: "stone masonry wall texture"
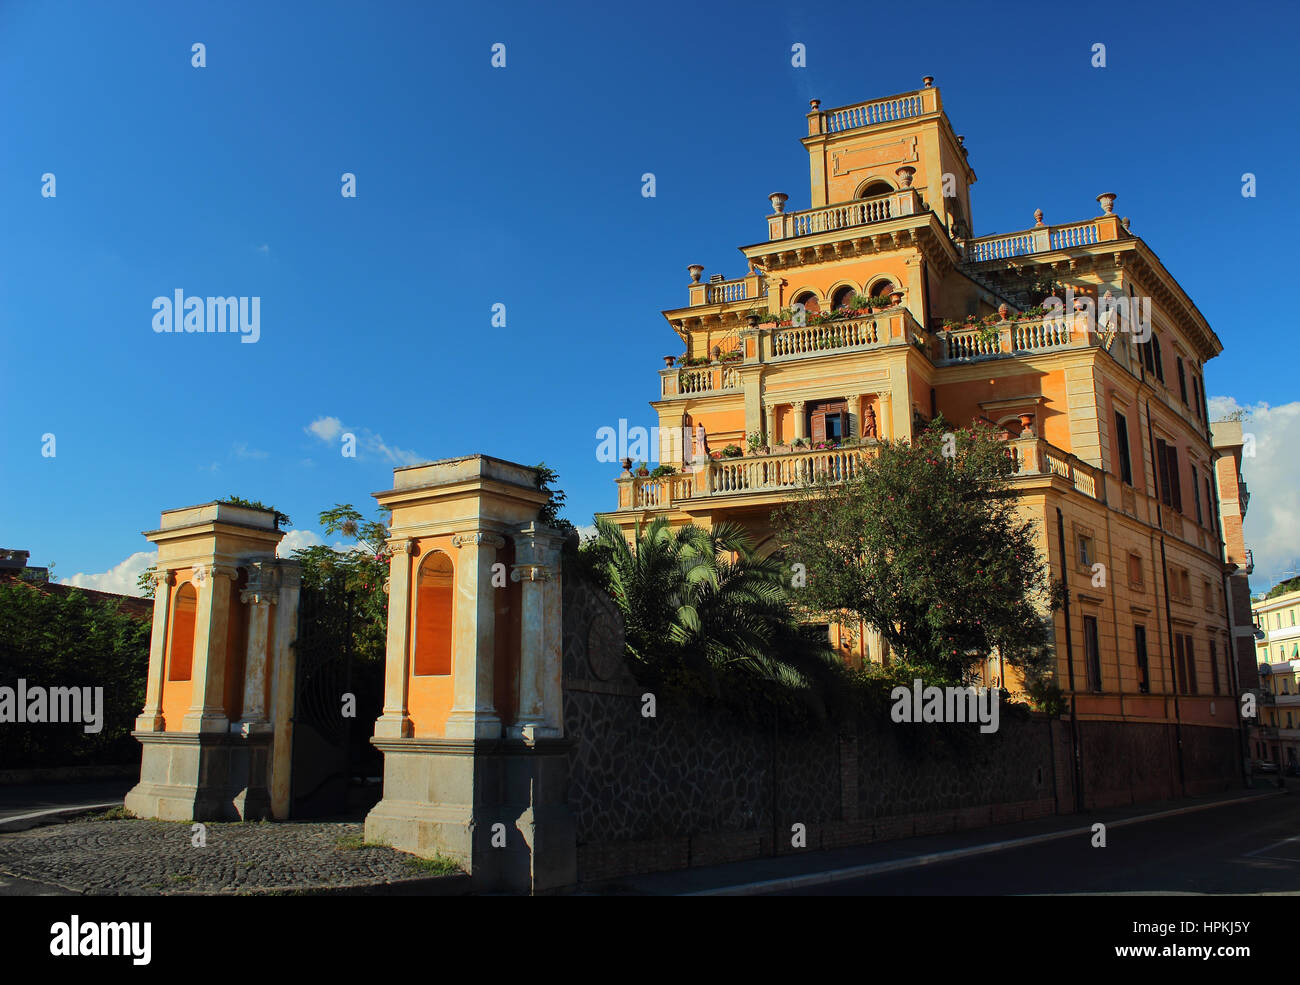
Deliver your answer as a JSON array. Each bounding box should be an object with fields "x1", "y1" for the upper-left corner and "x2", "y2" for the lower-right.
[{"x1": 561, "y1": 580, "x2": 1243, "y2": 884}]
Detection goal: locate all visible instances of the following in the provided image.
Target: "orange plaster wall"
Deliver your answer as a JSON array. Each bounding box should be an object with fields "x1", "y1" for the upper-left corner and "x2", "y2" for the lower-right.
[
  {"x1": 695, "y1": 408, "x2": 746, "y2": 449},
  {"x1": 786, "y1": 258, "x2": 909, "y2": 307},
  {"x1": 1039, "y1": 369, "x2": 1071, "y2": 450},
  {"x1": 935, "y1": 373, "x2": 1041, "y2": 429}
]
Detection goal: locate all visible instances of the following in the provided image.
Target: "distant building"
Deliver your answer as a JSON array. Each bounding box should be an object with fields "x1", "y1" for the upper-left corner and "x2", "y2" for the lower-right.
[
  {"x1": 0, "y1": 548, "x2": 48, "y2": 582},
  {"x1": 1252, "y1": 588, "x2": 1300, "y2": 769}
]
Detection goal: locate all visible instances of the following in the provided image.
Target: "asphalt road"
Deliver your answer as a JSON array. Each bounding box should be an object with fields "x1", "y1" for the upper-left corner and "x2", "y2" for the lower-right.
[
  {"x1": 0, "y1": 779, "x2": 130, "y2": 820},
  {"x1": 771, "y1": 793, "x2": 1300, "y2": 894}
]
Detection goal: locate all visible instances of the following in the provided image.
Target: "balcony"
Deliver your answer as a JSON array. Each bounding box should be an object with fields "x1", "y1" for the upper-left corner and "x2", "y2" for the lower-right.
[
  {"x1": 659, "y1": 307, "x2": 930, "y2": 399},
  {"x1": 767, "y1": 188, "x2": 923, "y2": 242},
  {"x1": 963, "y1": 219, "x2": 1112, "y2": 264},
  {"x1": 935, "y1": 314, "x2": 1089, "y2": 365},
  {"x1": 615, "y1": 436, "x2": 1106, "y2": 511}
]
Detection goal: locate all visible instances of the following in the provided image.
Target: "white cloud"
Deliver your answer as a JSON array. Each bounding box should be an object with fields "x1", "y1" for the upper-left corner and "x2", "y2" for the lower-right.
[
  {"x1": 233, "y1": 441, "x2": 268, "y2": 460},
  {"x1": 61, "y1": 550, "x2": 157, "y2": 597},
  {"x1": 575, "y1": 524, "x2": 597, "y2": 543},
  {"x1": 1211, "y1": 396, "x2": 1300, "y2": 592},
  {"x1": 307, "y1": 416, "x2": 343, "y2": 442},
  {"x1": 276, "y1": 529, "x2": 322, "y2": 557},
  {"x1": 305, "y1": 416, "x2": 427, "y2": 466}
]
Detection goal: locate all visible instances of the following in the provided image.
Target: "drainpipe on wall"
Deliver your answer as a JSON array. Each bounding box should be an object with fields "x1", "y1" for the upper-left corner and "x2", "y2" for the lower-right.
[{"x1": 1056, "y1": 507, "x2": 1083, "y2": 812}]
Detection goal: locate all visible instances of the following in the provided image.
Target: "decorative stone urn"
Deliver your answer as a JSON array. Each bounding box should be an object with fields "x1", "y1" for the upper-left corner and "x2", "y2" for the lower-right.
[
  {"x1": 746, "y1": 313, "x2": 760, "y2": 328},
  {"x1": 1018, "y1": 413, "x2": 1035, "y2": 436},
  {"x1": 712, "y1": 344, "x2": 721, "y2": 360},
  {"x1": 663, "y1": 355, "x2": 676, "y2": 367},
  {"x1": 1097, "y1": 192, "x2": 1117, "y2": 215},
  {"x1": 894, "y1": 166, "x2": 916, "y2": 188},
  {"x1": 889, "y1": 287, "x2": 906, "y2": 306},
  {"x1": 809, "y1": 98, "x2": 820, "y2": 111},
  {"x1": 620, "y1": 457, "x2": 633, "y2": 472},
  {"x1": 1033, "y1": 208, "x2": 1044, "y2": 227},
  {"x1": 769, "y1": 192, "x2": 789, "y2": 214},
  {"x1": 688, "y1": 264, "x2": 704, "y2": 283},
  {"x1": 998, "y1": 303, "x2": 1011, "y2": 321},
  {"x1": 922, "y1": 76, "x2": 934, "y2": 88}
]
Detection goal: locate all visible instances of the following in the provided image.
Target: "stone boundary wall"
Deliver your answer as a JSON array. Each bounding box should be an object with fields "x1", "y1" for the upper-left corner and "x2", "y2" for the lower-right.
[{"x1": 561, "y1": 581, "x2": 1244, "y2": 885}]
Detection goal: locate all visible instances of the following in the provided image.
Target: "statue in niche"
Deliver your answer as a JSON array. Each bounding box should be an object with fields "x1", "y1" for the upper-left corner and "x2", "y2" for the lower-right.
[{"x1": 863, "y1": 403, "x2": 878, "y2": 439}]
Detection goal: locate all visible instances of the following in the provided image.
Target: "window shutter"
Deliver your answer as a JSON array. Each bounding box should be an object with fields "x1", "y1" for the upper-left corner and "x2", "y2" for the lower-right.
[
  {"x1": 1167, "y1": 446, "x2": 1182, "y2": 511},
  {"x1": 811, "y1": 412, "x2": 826, "y2": 443}
]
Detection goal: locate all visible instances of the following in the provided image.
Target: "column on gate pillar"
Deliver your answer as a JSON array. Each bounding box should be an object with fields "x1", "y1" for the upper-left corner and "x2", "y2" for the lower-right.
[
  {"x1": 373, "y1": 538, "x2": 416, "y2": 739},
  {"x1": 445, "y1": 530, "x2": 506, "y2": 739},
  {"x1": 508, "y1": 521, "x2": 566, "y2": 742},
  {"x1": 182, "y1": 562, "x2": 239, "y2": 733},
  {"x1": 234, "y1": 561, "x2": 279, "y2": 735},
  {"x1": 765, "y1": 405, "x2": 777, "y2": 446},
  {"x1": 135, "y1": 568, "x2": 175, "y2": 732},
  {"x1": 267, "y1": 560, "x2": 301, "y2": 820},
  {"x1": 793, "y1": 400, "x2": 807, "y2": 441}
]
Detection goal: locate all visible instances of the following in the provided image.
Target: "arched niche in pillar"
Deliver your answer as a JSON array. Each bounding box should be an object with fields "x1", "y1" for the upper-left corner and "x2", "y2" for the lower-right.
[
  {"x1": 163, "y1": 580, "x2": 198, "y2": 730},
  {"x1": 492, "y1": 536, "x2": 521, "y2": 728},
  {"x1": 410, "y1": 546, "x2": 455, "y2": 735}
]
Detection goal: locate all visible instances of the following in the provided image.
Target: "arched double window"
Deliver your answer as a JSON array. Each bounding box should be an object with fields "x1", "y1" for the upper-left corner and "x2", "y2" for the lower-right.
[{"x1": 168, "y1": 583, "x2": 197, "y2": 681}]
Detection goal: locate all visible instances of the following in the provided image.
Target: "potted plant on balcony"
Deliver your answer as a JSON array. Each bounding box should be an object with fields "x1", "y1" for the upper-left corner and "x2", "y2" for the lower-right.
[
  {"x1": 792, "y1": 437, "x2": 808, "y2": 449},
  {"x1": 634, "y1": 462, "x2": 650, "y2": 477},
  {"x1": 721, "y1": 444, "x2": 743, "y2": 458},
  {"x1": 648, "y1": 464, "x2": 677, "y2": 479},
  {"x1": 746, "y1": 431, "x2": 768, "y2": 455}
]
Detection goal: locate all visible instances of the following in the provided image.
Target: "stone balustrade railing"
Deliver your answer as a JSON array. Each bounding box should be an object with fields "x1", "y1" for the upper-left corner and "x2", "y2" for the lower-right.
[
  {"x1": 622, "y1": 435, "x2": 1106, "y2": 508},
  {"x1": 965, "y1": 219, "x2": 1103, "y2": 263},
  {"x1": 806, "y1": 87, "x2": 940, "y2": 137},
  {"x1": 770, "y1": 317, "x2": 882, "y2": 358},
  {"x1": 665, "y1": 363, "x2": 743, "y2": 397},
  {"x1": 768, "y1": 188, "x2": 923, "y2": 241},
  {"x1": 705, "y1": 277, "x2": 766, "y2": 305},
  {"x1": 938, "y1": 315, "x2": 1085, "y2": 365}
]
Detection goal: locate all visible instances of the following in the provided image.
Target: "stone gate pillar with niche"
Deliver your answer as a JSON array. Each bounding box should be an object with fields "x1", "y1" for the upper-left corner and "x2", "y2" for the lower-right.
[
  {"x1": 125, "y1": 502, "x2": 301, "y2": 822},
  {"x1": 363, "y1": 455, "x2": 575, "y2": 893}
]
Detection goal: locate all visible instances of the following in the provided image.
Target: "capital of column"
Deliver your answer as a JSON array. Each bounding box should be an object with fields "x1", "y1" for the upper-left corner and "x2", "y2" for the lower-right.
[
  {"x1": 792, "y1": 399, "x2": 806, "y2": 410},
  {"x1": 386, "y1": 538, "x2": 415, "y2": 555},
  {"x1": 240, "y1": 589, "x2": 276, "y2": 605},
  {"x1": 191, "y1": 562, "x2": 239, "y2": 586},
  {"x1": 153, "y1": 568, "x2": 175, "y2": 588},
  {"x1": 451, "y1": 531, "x2": 507, "y2": 550},
  {"x1": 511, "y1": 564, "x2": 554, "y2": 583}
]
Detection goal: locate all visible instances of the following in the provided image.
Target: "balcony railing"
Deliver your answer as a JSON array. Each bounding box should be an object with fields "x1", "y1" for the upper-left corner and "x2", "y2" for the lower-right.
[
  {"x1": 936, "y1": 315, "x2": 1086, "y2": 365},
  {"x1": 964, "y1": 219, "x2": 1106, "y2": 263},
  {"x1": 617, "y1": 436, "x2": 1104, "y2": 509},
  {"x1": 768, "y1": 188, "x2": 922, "y2": 242},
  {"x1": 770, "y1": 317, "x2": 881, "y2": 358}
]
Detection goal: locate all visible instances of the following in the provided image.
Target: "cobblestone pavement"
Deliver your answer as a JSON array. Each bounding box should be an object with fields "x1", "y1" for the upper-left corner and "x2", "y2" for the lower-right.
[{"x1": 0, "y1": 815, "x2": 460, "y2": 895}]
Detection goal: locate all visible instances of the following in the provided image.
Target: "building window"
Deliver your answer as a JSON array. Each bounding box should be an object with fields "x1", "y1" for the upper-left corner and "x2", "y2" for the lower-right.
[
  {"x1": 1078, "y1": 534, "x2": 1093, "y2": 568},
  {"x1": 1177, "y1": 358, "x2": 1188, "y2": 404},
  {"x1": 1114, "y1": 410, "x2": 1133, "y2": 485},
  {"x1": 1135, "y1": 624, "x2": 1150, "y2": 694},
  {"x1": 808, "y1": 399, "x2": 847, "y2": 442},
  {"x1": 1151, "y1": 333, "x2": 1165, "y2": 383},
  {"x1": 1185, "y1": 636, "x2": 1198, "y2": 694},
  {"x1": 1156, "y1": 438, "x2": 1183, "y2": 512},
  {"x1": 1205, "y1": 477, "x2": 1216, "y2": 534},
  {"x1": 1128, "y1": 553, "x2": 1144, "y2": 589},
  {"x1": 1191, "y1": 464, "x2": 1202, "y2": 524},
  {"x1": 1191, "y1": 375, "x2": 1202, "y2": 419},
  {"x1": 1210, "y1": 638, "x2": 1220, "y2": 695},
  {"x1": 793, "y1": 291, "x2": 820, "y2": 315},
  {"x1": 831, "y1": 286, "x2": 856, "y2": 311},
  {"x1": 1083, "y1": 615, "x2": 1103, "y2": 692}
]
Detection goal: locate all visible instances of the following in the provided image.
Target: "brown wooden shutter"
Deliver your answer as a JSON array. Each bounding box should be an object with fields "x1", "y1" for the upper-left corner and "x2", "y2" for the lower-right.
[{"x1": 811, "y1": 412, "x2": 826, "y2": 442}]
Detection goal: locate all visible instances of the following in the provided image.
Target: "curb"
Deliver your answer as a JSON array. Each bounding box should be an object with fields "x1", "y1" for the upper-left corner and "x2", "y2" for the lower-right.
[
  {"x1": 685, "y1": 791, "x2": 1286, "y2": 896},
  {"x1": 0, "y1": 804, "x2": 121, "y2": 834}
]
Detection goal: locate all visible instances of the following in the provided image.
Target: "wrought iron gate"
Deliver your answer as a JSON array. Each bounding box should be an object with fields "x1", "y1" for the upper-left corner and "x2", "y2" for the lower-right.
[{"x1": 289, "y1": 583, "x2": 383, "y2": 817}]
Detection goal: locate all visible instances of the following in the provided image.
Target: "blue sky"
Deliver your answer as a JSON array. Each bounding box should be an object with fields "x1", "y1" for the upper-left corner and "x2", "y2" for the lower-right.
[{"x1": 3, "y1": 0, "x2": 1299, "y2": 593}]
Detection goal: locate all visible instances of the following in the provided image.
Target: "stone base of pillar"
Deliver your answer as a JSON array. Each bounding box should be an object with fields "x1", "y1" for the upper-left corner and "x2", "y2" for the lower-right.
[
  {"x1": 124, "y1": 731, "x2": 274, "y2": 822},
  {"x1": 365, "y1": 736, "x2": 576, "y2": 894}
]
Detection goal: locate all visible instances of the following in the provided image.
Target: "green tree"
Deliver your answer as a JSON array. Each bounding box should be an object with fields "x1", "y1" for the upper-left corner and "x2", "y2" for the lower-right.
[
  {"x1": 773, "y1": 420, "x2": 1059, "y2": 686},
  {"x1": 586, "y1": 516, "x2": 840, "y2": 713}
]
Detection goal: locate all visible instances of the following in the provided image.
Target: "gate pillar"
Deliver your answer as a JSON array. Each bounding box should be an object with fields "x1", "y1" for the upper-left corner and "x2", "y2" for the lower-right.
[
  {"x1": 125, "y1": 502, "x2": 299, "y2": 821},
  {"x1": 364, "y1": 455, "x2": 577, "y2": 893}
]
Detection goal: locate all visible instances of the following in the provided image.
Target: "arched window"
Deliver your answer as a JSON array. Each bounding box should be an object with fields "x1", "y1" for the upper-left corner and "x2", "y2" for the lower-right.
[
  {"x1": 413, "y1": 552, "x2": 454, "y2": 676},
  {"x1": 831, "y1": 286, "x2": 856, "y2": 311},
  {"x1": 859, "y1": 181, "x2": 892, "y2": 198},
  {"x1": 168, "y1": 583, "x2": 197, "y2": 682},
  {"x1": 793, "y1": 291, "x2": 820, "y2": 315}
]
